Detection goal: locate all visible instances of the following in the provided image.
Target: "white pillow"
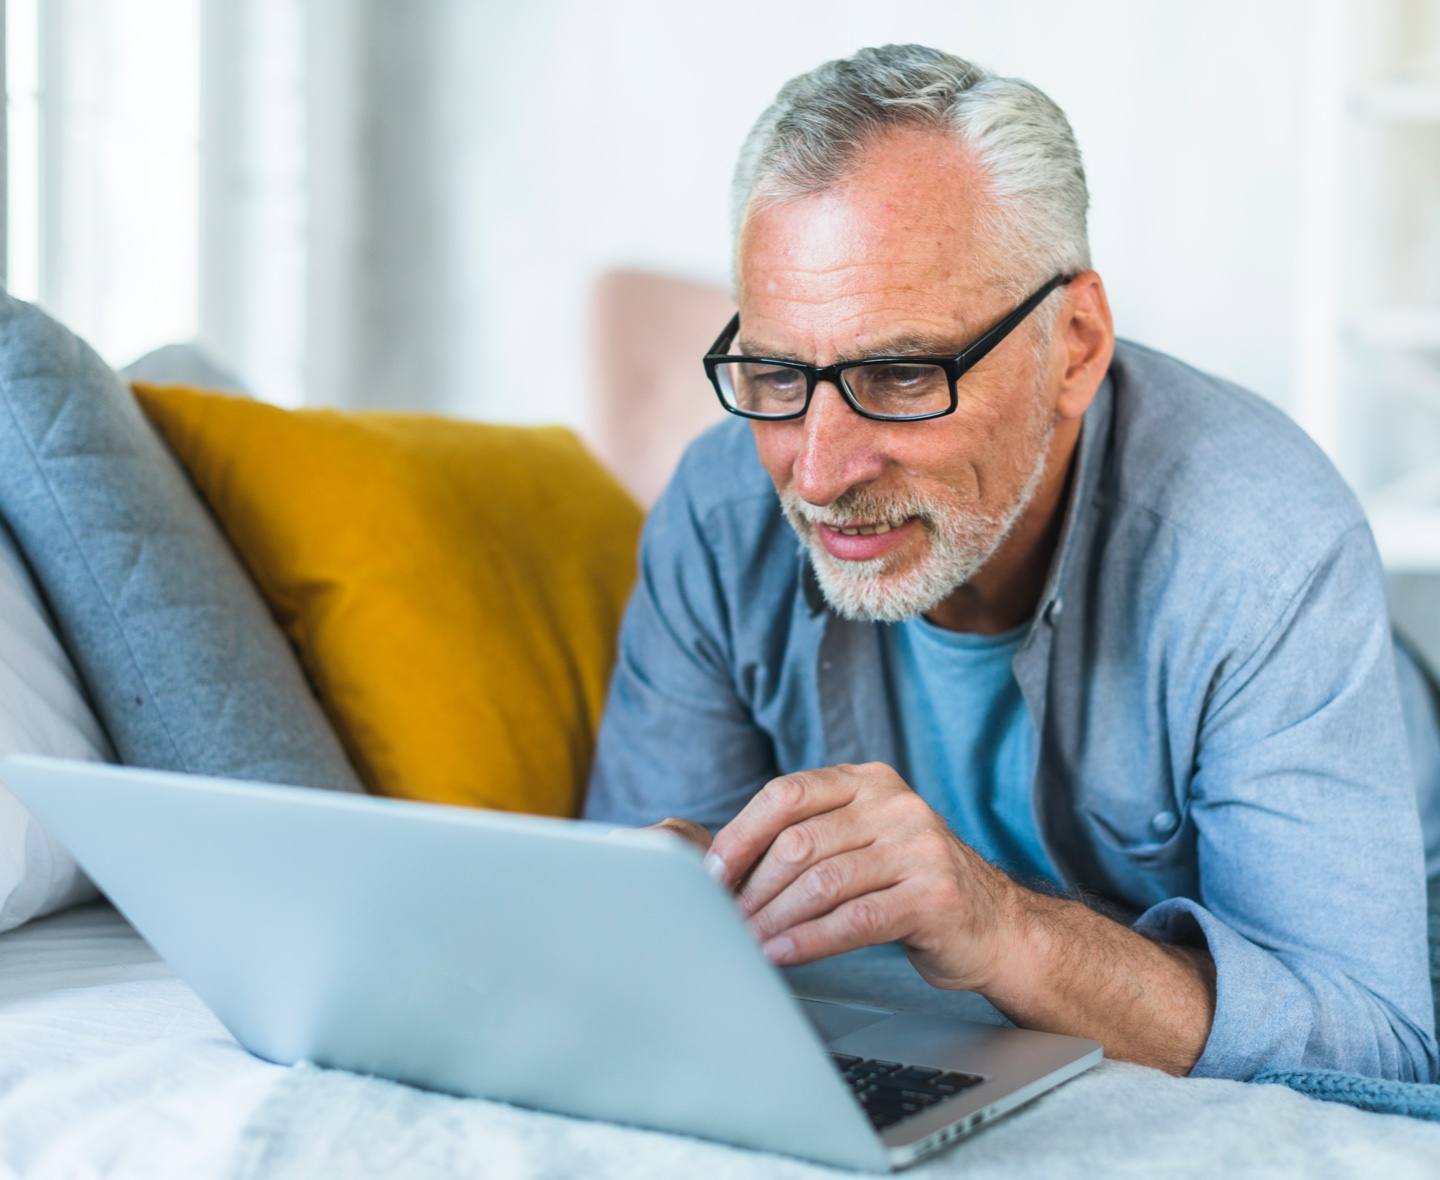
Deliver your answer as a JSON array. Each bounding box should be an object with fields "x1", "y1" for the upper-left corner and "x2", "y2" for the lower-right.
[
  {"x1": 118, "y1": 340, "x2": 250, "y2": 395},
  {"x1": 0, "y1": 516, "x2": 114, "y2": 932}
]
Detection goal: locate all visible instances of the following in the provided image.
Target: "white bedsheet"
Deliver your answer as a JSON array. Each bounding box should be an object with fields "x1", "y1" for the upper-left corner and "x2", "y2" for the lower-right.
[
  {"x1": 0, "y1": 903, "x2": 281, "y2": 1179},
  {"x1": 1, "y1": 902, "x2": 1437, "y2": 1179}
]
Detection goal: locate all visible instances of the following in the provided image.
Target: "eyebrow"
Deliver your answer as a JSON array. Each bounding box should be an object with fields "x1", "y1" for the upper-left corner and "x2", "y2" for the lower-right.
[{"x1": 734, "y1": 330, "x2": 971, "y2": 364}]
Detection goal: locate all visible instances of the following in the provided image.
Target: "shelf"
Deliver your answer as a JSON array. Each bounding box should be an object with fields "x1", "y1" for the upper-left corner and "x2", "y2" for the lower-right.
[
  {"x1": 1352, "y1": 79, "x2": 1440, "y2": 120},
  {"x1": 1368, "y1": 502, "x2": 1440, "y2": 571}
]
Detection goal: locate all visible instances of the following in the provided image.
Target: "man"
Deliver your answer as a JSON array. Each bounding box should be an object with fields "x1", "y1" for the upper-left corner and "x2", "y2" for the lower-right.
[{"x1": 584, "y1": 44, "x2": 1438, "y2": 1082}]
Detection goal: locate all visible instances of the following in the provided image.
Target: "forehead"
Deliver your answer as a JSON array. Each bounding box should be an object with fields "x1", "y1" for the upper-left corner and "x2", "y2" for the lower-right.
[{"x1": 736, "y1": 127, "x2": 998, "y2": 349}]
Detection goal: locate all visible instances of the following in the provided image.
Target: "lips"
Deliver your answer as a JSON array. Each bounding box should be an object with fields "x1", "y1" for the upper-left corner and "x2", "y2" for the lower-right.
[{"x1": 815, "y1": 516, "x2": 918, "y2": 561}]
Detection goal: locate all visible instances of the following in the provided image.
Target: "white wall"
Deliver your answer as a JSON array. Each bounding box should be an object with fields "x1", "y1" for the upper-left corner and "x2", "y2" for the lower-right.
[
  {"x1": 342, "y1": 0, "x2": 1313, "y2": 429},
  {"x1": 15, "y1": 0, "x2": 1322, "y2": 432}
]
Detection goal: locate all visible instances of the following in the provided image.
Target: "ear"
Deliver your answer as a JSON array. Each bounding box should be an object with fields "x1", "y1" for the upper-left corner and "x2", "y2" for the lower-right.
[{"x1": 1052, "y1": 271, "x2": 1115, "y2": 422}]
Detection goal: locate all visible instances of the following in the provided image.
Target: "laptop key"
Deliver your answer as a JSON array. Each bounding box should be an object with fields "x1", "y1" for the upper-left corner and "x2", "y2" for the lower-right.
[
  {"x1": 865, "y1": 1073, "x2": 942, "y2": 1095},
  {"x1": 844, "y1": 1055, "x2": 984, "y2": 1131},
  {"x1": 933, "y1": 1071, "x2": 984, "y2": 1092},
  {"x1": 891, "y1": 1066, "x2": 942, "y2": 1086}
]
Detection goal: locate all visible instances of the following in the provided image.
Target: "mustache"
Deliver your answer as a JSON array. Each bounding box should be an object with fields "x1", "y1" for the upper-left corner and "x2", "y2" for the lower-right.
[{"x1": 780, "y1": 488, "x2": 936, "y2": 530}]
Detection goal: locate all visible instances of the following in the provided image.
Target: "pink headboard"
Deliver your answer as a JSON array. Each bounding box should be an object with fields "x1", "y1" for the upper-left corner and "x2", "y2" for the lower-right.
[{"x1": 586, "y1": 268, "x2": 735, "y2": 507}]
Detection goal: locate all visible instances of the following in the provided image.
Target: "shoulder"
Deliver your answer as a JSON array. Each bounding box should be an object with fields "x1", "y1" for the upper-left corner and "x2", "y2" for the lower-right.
[
  {"x1": 669, "y1": 417, "x2": 777, "y2": 515},
  {"x1": 636, "y1": 418, "x2": 808, "y2": 676},
  {"x1": 642, "y1": 417, "x2": 797, "y2": 594},
  {"x1": 656, "y1": 417, "x2": 789, "y2": 550},
  {"x1": 1102, "y1": 340, "x2": 1369, "y2": 577}
]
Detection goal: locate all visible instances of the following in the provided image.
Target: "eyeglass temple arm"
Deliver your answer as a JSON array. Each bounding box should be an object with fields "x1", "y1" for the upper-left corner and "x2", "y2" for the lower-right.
[
  {"x1": 705, "y1": 313, "x2": 741, "y2": 358},
  {"x1": 952, "y1": 273, "x2": 1076, "y2": 370},
  {"x1": 706, "y1": 273, "x2": 1075, "y2": 368}
]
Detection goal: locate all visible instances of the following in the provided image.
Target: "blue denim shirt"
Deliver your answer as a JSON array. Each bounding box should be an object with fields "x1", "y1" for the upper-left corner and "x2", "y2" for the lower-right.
[{"x1": 585, "y1": 339, "x2": 1439, "y2": 1083}]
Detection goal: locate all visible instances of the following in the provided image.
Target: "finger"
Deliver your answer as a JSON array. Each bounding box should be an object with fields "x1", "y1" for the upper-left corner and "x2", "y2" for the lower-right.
[
  {"x1": 706, "y1": 768, "x2": 859, "y2": 887},
  {"x1": 733, "y1": 806, "x2": 873, "y2": 919},
  {"x1": 747, "y1": 845, "x2": 894, "y2": 943},
  {"x1": 760, "y1": 883, "x2": 913, "y2": 967},
  {"x1": 646, "y1": 817, "x2": 713, "y2": 853}
]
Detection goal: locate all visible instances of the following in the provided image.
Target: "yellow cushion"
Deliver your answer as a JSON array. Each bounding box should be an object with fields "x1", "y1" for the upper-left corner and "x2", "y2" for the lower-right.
[{"x1": 132, "y1": 383, "x2": 643, "y2": 817}]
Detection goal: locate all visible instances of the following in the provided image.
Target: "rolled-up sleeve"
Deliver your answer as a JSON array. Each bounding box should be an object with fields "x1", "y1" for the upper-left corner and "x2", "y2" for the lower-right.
[
  {"x1": 583, "y1": 452, "x2": 778, "y2": 829},
  {"x1": 1134, "y1": 522, "x2": 1437, "y2": 1082}
]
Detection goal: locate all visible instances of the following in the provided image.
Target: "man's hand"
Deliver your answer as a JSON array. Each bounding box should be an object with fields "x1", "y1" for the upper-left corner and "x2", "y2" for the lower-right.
[
  {"x1": 702, "y1": 762, "x2": 1023, "y2": 992},
  {"x1": 695, "y1": 761, "x2": 1217, "y2": 1075},
  {"x1": 647, "y1": 817, "x2": 714, "y2": 853}
]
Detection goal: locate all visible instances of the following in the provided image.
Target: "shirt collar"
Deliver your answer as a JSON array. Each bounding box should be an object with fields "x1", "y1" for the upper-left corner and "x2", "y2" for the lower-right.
[
  {"x1": 798, "y1": 367, "x2": 1115, "y2": 623},
  {"x1": 1033, "y1": 366, "x2": 1113, "y2": 624}
]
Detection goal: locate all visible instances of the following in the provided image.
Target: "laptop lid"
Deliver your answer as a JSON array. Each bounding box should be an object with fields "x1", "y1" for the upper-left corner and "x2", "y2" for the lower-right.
[{"x1": 0, "y1": 755, "x2": 893, "y2": 1171}]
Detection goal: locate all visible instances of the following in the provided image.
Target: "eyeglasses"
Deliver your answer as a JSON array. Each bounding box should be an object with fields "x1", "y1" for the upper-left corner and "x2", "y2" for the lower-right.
[{"x1": 702, "y1": 272, "x2": 1076, "y2": 422}]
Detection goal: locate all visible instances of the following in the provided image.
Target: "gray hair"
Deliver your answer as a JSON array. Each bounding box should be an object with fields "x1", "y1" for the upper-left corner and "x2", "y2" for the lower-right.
[{"x1": 732, "y1": 44, "x2": 1091, "y2": 350}]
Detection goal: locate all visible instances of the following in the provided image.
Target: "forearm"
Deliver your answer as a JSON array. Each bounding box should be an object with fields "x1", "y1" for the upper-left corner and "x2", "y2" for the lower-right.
[{"x1": 982, "y1": 889, "x2": 1216, "y2": 1075}]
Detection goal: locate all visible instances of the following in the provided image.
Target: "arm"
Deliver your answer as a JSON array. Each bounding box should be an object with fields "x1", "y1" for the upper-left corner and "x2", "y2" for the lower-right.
[
  {"x1": 703, "y1": 761, "x2": 1214, "y2": 1074},
  {"x1": 584, "y1": 452, "x2": 778, "y2": 829},
  {"x1": 706, "y1": 523, "x2": 1436, "y2": 1081},
  {"x1": 990, "y1": 889, "x2": 1215, "y2": 1074},
  {"x1": 1128, "y1": 522, "x2": 1436, "y2": 1081}
]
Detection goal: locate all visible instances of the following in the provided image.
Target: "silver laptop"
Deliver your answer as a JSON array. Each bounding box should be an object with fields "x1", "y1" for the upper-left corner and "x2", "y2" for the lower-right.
[{"x1": 0, "y1": 755, "x2": 1100, "y2": 1172}]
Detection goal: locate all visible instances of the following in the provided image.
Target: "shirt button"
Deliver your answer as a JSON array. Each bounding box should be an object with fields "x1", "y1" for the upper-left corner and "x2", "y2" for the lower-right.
[
  {"x1": 1151, "y1": 809, "x2": 1178, "y2": 835},
  {"x1": 1049, "y1": 597, "x2": 1064, "y2": 621}
]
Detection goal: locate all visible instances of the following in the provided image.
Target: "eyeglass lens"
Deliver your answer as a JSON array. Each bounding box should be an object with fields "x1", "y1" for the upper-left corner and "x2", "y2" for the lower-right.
[{"x1": 714, "y1": 360, "x2": 950, "y2": 419}]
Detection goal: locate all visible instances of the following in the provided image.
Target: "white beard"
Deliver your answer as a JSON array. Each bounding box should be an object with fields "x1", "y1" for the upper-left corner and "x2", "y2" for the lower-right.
[{"x1": 781, "y1": 396, "x2": 1056, "y2": 624}]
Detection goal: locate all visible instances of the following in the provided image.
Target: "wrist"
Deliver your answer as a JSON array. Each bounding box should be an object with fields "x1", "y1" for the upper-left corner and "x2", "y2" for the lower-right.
[{"x1": 974, "y1": 882, "x2": 1061, "y2": 1003}]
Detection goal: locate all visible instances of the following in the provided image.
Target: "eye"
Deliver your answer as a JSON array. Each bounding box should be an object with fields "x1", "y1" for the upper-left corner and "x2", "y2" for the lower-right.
[
  {"x1": 869, "y1": 364, "x2": 934, "y2": 390},
  {"x1": 756, "y1": 367, "x2": 802, "y2": 388},
  {"x1": 720, "y1": 361, "x2": 809, "y2": 414},
  {"x1": 746, "y1": 364, "x2": 806, "y2": 401},
  {"x1": 846, "y1": 362, "x2": 949, "y2": 413}
]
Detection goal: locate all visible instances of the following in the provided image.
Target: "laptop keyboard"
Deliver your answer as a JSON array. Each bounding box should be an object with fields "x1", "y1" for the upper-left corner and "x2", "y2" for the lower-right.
[{"x1": 830, "y1": 1054, "x2": 984, "y2": 1131}]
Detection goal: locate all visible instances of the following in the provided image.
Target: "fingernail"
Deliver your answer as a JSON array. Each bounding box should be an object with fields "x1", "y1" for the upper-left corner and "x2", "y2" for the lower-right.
[
  {"x1": 702, "y1": 851, "x2": 727, "y2": 884},
  {"x1": 762, "y1": 936, "x2": 794, "y2": 965}
]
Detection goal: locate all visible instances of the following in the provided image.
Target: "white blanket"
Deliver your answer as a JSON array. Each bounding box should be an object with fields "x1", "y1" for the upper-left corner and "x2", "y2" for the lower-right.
[{"x1": 2, "y1": 903, "x2": 1438, "y2": 1179}]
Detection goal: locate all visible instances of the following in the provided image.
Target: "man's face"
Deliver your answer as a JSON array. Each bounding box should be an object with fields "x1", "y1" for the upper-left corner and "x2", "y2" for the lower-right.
[{"x1": 736, "y1": 127, "x2": 1060, "y2": 623}]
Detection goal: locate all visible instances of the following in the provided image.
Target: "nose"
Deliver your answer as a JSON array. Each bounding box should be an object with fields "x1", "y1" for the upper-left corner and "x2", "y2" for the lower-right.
[{"x1": 790, "y1": 381, "x2": 886, "y2": 506}]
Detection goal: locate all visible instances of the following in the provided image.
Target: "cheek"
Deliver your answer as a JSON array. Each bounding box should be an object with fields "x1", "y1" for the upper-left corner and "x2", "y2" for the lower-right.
[
  {"x1": 959, "y1": 374, "x2": 1014, "y2": 439},
  {"x1": 749, "y1": 422, "x2": 800, "y2": 487},
  {"x1": 892, "y1": 420, "x2": 986, "y2": 496},
  {"x1": 951, "y1": 377, "x2": 1040, "y2": 483}
]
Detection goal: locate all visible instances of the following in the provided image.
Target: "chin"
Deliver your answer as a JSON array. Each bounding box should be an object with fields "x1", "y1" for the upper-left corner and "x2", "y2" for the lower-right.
[{"x1": 808, "y1": 542, "x2": 983, "y2": 624}]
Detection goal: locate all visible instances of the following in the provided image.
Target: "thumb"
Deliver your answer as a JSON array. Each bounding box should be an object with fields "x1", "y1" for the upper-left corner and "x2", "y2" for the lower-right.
[{"x1": 647, "y1": 817, "x2": 714, "y2": 853}]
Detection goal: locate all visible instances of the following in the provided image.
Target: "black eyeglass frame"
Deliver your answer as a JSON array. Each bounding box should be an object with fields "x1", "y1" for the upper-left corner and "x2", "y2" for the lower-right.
[{"x1": 702, "y1": 272, "x2": 1078, "y2": 422}]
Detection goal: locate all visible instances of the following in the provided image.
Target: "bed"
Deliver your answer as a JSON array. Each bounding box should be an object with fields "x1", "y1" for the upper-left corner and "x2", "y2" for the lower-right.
[
  {"x1": 3, "y1": 251, "x2": 1440, "y2": 1180},
  {"x1": 2, "y1": 901, "x2": 1437, "y2": 1179}
]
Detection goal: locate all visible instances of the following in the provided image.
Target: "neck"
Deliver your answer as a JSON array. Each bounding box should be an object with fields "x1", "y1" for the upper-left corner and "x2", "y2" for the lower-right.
[{"x1": 922, "y1": 416, "x2": 1081, "y2": 634}]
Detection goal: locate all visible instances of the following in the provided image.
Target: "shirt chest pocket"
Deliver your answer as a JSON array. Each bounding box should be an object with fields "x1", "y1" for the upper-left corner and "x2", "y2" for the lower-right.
[
  {"x1": 1086, "y1": 796, "x2": 1191, "y2": 866},
  {"x1": 1066, "y1": 737, "x2": 1195, "y2": 872},
  {"x1": 1050, "y1": 768, "x2": 1197, "y2": 908}
]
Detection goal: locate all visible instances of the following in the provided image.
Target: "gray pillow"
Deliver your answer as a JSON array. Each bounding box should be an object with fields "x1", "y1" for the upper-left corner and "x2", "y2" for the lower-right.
[{"x1": 0, "y1": 289, "x2": 362, "y2": 793}]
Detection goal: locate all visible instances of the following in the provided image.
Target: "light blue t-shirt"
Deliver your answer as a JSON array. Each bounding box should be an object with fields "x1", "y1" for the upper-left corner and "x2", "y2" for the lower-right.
[{"x1": 883, "y1": 616, "x2": 1058, "y2": 886}]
